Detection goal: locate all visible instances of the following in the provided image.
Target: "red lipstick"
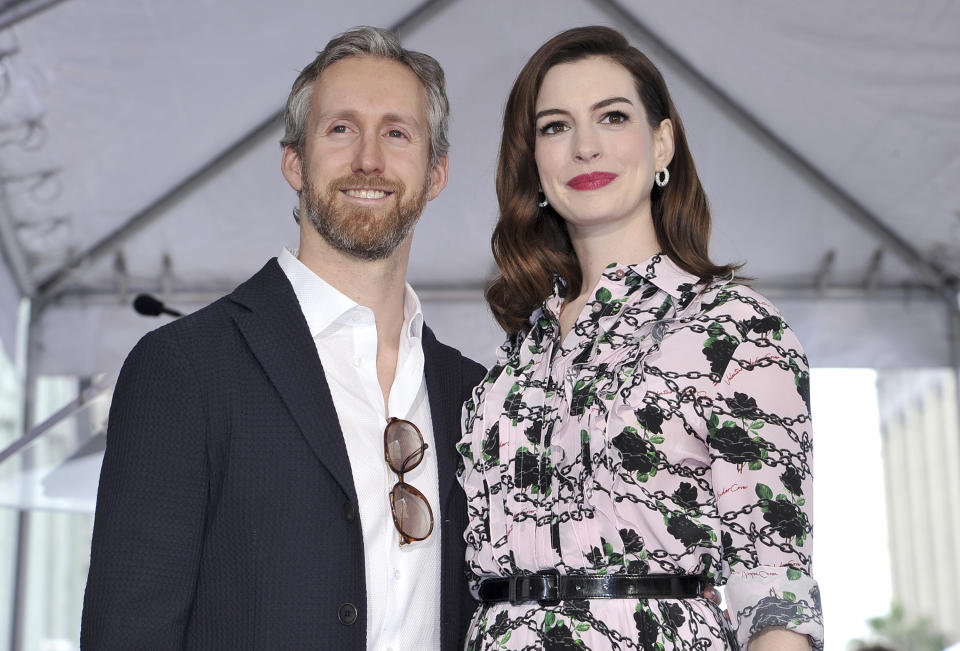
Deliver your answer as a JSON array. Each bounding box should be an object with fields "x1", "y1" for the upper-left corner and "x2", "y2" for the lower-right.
[{"x1": 566, "y1": 172, "x2": 618, "y2": 191}]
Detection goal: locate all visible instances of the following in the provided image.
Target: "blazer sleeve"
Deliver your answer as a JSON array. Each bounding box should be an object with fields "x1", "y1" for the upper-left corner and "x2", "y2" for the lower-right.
[{"x1": 81, "y1": 329, "x2": 209, "y2": 650}]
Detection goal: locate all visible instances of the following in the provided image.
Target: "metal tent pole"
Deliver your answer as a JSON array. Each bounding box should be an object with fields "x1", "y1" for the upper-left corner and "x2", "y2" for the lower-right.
[{"x1": 9, "y1": 299, "x2": 36, "y2": 651}]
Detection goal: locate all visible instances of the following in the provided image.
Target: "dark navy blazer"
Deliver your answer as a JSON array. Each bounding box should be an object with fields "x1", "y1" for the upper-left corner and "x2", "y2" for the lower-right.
[{"x1": 81, "y1": 258, "x2": 485, "y2": 650}]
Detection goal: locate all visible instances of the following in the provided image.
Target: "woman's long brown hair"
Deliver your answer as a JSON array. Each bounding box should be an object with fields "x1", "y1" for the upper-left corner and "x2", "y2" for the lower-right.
[{"x1": 486, "y1": 26, "x2": 741, "y2": 337}]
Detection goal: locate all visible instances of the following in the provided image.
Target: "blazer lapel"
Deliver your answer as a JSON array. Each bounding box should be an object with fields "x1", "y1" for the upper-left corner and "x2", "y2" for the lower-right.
[
  {"x1": 422, "y1": 326, "x2": 463, "y2": 516},
  {"x1": 230, "y1": 259, "x2": 358, "y2": 502}
]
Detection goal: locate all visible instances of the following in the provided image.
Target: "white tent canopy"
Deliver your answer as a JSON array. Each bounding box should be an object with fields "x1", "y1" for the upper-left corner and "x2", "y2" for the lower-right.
[{"x1": 2, "y1": 0, "x2": 960, "y2": 378}]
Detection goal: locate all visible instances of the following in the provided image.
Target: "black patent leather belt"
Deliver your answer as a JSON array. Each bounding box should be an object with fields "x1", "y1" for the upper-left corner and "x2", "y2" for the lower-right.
[{"x1": 477, "y1": 571, "x2": 706, "y2": 606}]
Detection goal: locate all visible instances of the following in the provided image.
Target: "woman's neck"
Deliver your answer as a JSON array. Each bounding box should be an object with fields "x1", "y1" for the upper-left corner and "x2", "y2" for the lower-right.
[{"x1": 567, "y1": 213, "x2": 659, "y2": 301}]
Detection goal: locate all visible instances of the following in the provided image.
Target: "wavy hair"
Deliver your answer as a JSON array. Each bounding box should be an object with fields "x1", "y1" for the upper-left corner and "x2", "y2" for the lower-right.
[{"x1": 486, "y1": 26, "x2": 740, "y2": 336}]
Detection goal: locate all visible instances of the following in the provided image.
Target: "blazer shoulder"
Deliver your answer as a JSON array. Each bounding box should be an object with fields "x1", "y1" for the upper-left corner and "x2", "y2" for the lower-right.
[
  {"x1": 141, "y1": 294, "x2": 237, "y2": 351},
  {"x1": 422, "y1": 325, "x2": 486, "y2": 391},
  {"x1": 134, "y1": 258, "x2": 285, "y2": 354}
]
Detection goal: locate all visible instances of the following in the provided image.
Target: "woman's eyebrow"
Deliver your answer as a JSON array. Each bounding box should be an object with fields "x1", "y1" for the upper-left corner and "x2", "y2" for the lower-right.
[
  {"x1": 535, "y1": 96, "x2": 634, "y2": 121},
  {"x1": 592, "y1": 96, "x2": 633, "y2": 110},
  {"x1": 534, "y1": 108, "x2": 570, "y2": 121}
]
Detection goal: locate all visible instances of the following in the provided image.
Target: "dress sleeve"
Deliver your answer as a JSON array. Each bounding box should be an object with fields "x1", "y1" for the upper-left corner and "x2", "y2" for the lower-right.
[{"x1": 707, "y1": 315, "x2": 824, "y2": 650}]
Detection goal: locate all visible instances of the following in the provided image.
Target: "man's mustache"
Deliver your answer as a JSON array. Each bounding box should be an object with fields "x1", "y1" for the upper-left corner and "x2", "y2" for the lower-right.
[{"x1": 332, "y1": 174, "x2": 404, "y2": 194}]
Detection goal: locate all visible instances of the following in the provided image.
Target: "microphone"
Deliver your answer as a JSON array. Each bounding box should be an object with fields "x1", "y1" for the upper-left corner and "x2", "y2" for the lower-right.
[{"x1": 133, "y1": 294, "x2": 183, "y2": 318}]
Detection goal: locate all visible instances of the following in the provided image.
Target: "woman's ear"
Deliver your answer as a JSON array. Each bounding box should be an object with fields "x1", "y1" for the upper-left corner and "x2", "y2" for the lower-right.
[{"x1": 654, "y1": 118, "x2": 675, "y2": 171}]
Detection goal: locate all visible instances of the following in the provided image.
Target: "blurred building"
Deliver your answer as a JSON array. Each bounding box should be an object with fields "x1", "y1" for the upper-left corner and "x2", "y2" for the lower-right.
[{"x1": 877, "y1": 370, "x2": 960, "y2": 642}]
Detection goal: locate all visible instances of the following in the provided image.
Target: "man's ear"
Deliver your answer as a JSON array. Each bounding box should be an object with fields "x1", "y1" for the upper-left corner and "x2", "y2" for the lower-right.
[
  {"x1": 281, "y1": 145, "x2": 304, "y2": 192},
  {"x1": 426, "y1": 154, "x2": 449, "y2": 202}
]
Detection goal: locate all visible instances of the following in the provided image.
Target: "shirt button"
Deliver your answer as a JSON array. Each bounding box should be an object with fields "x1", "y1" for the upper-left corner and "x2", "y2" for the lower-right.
[
  {"x1": 615, "y1": 269, "x2": 626, "y2": 279},
  {"x1": 338, "y1": 602, "x2": 358, "y2": 625},
  {"x1": 353, "y1": 357, "x2": 362, "y2": 367},
  {"x1": 393, "y1": 569, "x2": 401, "y2": 581}
]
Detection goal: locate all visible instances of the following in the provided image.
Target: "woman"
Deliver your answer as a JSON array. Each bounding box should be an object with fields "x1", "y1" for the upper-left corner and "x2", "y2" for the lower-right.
[{"x1": 458, "y1": 26, "x2": 823, "y2": 650}]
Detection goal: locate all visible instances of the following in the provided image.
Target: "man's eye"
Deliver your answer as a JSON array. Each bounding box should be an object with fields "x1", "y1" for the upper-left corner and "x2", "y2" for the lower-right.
[
  {"x1": 538, "y1": 121, "x2": 568, "y2": 136},
  {"x1": 330, "y1": 125, "x2": 349, "y2": 134},
  {"x1": 601, "y1": 111, "x2": 628, "y2": 125},
  {"x1": 387, "y1": 129, "x2": 407, "y2": 139}
]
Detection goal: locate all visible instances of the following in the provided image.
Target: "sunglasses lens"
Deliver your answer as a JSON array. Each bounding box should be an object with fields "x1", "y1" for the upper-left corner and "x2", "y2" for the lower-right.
[
  {"x1": 391, "y1": 483, "x2": 433, "y2": 540},
  {"x1": 385, "y1": 420, "x2": 424, "y2": 473}
]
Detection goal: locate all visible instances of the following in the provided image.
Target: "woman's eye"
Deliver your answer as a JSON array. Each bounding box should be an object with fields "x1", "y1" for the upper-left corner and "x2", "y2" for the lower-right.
[
  {"x1": 538, "y1": 121, "x2": 568, "y2": 136},
  {"x1": 601, "y1": 111, "x2": 629, "y2": 125}
]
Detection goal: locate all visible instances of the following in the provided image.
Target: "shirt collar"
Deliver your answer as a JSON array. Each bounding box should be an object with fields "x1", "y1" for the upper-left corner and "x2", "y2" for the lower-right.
[
  {"x1": 628, "y1": 252, "x2": 700, "y2": 301},
  {"x1": 277, "y1": 248, "x2": 423, "y2": 340},
  {"x1": 549, "y1": 253, "x2": 700, "y2": 303}
]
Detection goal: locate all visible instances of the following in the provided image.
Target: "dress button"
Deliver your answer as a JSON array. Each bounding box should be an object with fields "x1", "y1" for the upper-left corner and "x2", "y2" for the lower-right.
[
  {"x1": 343, "y1": 501, "x2": 356, "y2": 522},
  {"x1": 338, "y1": 602, "x2": 358, "y2": 625},
  {"x1": 614, "y1": 269, "x2": 625, "y2": 280},
  {"x1": 393, "y1": 569, "x2": 401, "y2": 581}
]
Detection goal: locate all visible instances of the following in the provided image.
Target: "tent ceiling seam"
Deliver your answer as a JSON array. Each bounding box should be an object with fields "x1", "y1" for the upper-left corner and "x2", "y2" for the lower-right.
[
  {"x1": 0, "y1": 187, "x2": 34, "y2": 296},
  {"x1": 0, "y1": 0, "x2": 68, "y2": 31}
]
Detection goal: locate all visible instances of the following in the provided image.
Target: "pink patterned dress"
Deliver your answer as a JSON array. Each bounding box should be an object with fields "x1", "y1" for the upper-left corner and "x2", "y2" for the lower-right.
[{"x1": 457, "y1": 254, "x2": 823, "y2": 650}]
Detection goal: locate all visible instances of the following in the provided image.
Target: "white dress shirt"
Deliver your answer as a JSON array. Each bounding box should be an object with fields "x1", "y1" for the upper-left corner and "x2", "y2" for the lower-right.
[{"x1": 278, "y1": 248, "x2": 441, "y2": 651}]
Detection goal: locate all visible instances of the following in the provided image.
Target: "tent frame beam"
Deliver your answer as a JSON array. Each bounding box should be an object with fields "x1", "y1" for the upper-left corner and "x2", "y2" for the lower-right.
[
  {"x1": 593, "y1": 0, "x2": 958, "y2": 301},
  {"x1": 42, "y1": 281, "x2": 946, "y2": 309},
  {"x1": 31, "y1": 0, "x2": 458, "y2": 309}
]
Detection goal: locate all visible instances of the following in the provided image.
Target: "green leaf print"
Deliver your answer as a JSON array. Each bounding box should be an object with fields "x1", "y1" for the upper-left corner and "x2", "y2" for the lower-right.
[
  {"x1": 499, "y1": 631, "x2": 511, "y2": 645},
  {"x1": 596, "y1": 287, "x2": 612, "y2": 303},
  {"x1": 749, "y1": 420, "x2": 764, "y2": 429},
  {"x1": 783, "y1": 591, "x2": 797, "y2": 602},
  {"x1": 544, "y1": 611, "x2": 556, "y2": 630},
  {"x1": 650, "y1": 435, "x2": 665, "y2": 444},
  {"x1": 508, "y1": 382, "x2": 520, "y2": 395},
  {"x1": 575, "y1": 623, "x2": 590, "y2": 632},
  {"x1": 787, "y1": 567, "x2": 802, "y2": 581},
  {"x1": 748, "y1": 460, "x2": 763, "y2": 471}
]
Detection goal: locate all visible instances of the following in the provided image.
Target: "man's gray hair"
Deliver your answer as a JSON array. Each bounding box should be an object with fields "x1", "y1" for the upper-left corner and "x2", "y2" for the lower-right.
[{"x1": 281, "y1": 26, "x2": 450, "y2": 169}]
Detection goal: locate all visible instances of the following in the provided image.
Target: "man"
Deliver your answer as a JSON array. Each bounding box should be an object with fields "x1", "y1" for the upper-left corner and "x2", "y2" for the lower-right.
[{"x1": 81, "y1": 26, "x2": 485, "y2": 650}]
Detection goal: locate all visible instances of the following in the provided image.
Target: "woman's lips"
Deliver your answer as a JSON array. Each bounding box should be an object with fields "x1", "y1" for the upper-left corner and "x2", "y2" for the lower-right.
[{"x1": 566, "y1": 172, "x2": 618, "y2": 191}]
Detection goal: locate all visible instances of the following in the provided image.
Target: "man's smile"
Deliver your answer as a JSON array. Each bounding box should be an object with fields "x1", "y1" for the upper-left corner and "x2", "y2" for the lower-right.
[{"x1": 341, "y1": 188, "x2": 394, "y2": 200}]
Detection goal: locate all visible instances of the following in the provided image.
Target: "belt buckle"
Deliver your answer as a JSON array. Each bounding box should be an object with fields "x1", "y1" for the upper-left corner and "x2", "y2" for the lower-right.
[
  {"x1": 535, "y1": 568, "x2": 562, "y2": 607},
  {"x1": 507, "y1": 575, "x2": 527, "y2": 605}
]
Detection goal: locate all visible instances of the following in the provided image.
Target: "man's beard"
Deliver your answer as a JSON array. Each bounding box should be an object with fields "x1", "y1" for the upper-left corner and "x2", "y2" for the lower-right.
[{"x1": 301, "y1": 171, "x2": 429, "y2": 261}]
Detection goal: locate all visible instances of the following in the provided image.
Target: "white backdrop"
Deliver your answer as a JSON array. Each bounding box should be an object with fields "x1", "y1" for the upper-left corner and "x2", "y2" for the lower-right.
[{"x1": 1, "y1": 0, "x2": 959, "y2": 375}]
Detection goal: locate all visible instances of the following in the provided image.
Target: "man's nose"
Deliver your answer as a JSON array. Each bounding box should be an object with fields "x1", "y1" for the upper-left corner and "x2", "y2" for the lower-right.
[{"x1": 352, "y1": 131, "x2": 385, "y2": 175}]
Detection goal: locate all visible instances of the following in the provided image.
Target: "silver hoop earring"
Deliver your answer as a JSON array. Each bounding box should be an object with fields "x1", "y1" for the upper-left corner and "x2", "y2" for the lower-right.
[
  {"x1": 655, "y1": 168, "x2": 669, "y2": 187},
  {"x1": 538, "y1": 186, "x2": 549, "y2": 208}
]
